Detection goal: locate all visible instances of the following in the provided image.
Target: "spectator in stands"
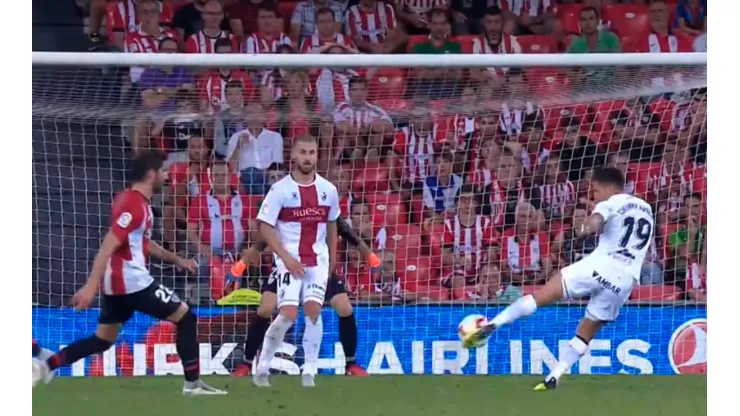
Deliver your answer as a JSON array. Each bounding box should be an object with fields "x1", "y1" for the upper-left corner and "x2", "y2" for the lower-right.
[
  {"x1": 553, "y1": 116, "x2": 606, "y2": 185},
  {"x1": 187, "y1": 161, "x2": 252, "y2": 297},
  {"x1": 333, "y1": 78, "x2": 394, "y2": 161},
  {"x1": 668, "y1": 192, "x2": 706, "y2": 291},
  {"x1": 476, "y1": 263, "x2": 504, "y2": 300},
  {"x1": 605, "y1": 151, "x2": 637, "y2": 196},
  {"x1": 487, "y1": 152, "x2": 526, "y2": 228},
  {"x1": 534, "y1": 153, "x2": 576, "y2": 223},
  {"x1": 260, "y1": 64, "x2": 313, "y2": 108},
  {"x1": 674, "y1": 0, "x2": 706, "y2": 37},
  {"x1": 346, "y1": 0, "x2": 407, "y2": 53},
  {"x1": 227, "y1": 0, "x2": 277, "y2": 38},
  {"x1": 551, "y1": 204, "x2": 598, "y2": 268},
  {"x1": 301, "y1": 7, "x2": 357, "y2": 53},
  {"x1": 226, "y1": 103, "x2": 284, "y2": 194},
  {"x1": 94, "y1": 0, "x2": 175, "y2": 50},
  {"x1": 441, "y1": 184, "x2": 498, "y2": 297},
  {"x1": 450, "y1": 0, "x2": 488, "y2": 35},
  {"x1": 214, "y1": 80, "x2": 248, "y2": 158},
  {"x1": 423, "y1": 152, "x2": 464, "y2": 221},
  {"x1": 271, "y1": 69, "x2": 317, "y2": 140},
  {"x1": 638, "y1": 0, "x2": 692, "y2": 53},
  {"x1": 266, "y1": 162, "x2": 287, "y2": 187},
  {"x1": 349, "y1": 199, "x2": 388, "y2": 250},
  {"x1": 139, "y1": 37, "x2": 194, "y2": 112},
  {"x1": 353, "y1": 251, "x2": 414, "y2": 303},
  {"x1": 242, "y1": 3, "x2": 292, "y2": 53},
  {"x1": 200, "y1": 38, "x2": 256, "y2": 115},
  {"x1": 409, "y1": 9, "x2": 462, "y2": 99},
  {"x1": 124, "y1": 0, "x2": 180, "y2": 85},
  {"x1": 396, "y1": 0, "x2": 448, "y2": 35},
  {"x1": 469, "y1": 136, "x2": 503, "y2": 190},
  {"x1": 499, "y1": 202, "x2": 552, "y2": 286},
  {"x1": 501, "y1": 115, "x2": 548, "y2": 179},
  {"x1": 175, "y1": 0, "x2": 232, "y2": 40},
  {"x1": 503, "y1": 0, "x2": 561, "y2": 38},
  {"x1": 150, "y1": 90, "x2": 205, "y2": 163},
  {"x1": 391, "y1": 107, "x2": 438, "y2": 194},
  {"x1": 291, "y1": 1, "x2": 346, "y2": 44},
  {"x1": 471, "y1": 7, "x2": 522, "y2": 82},
  {"x1": 693, "y1": 32, "x2": 707, "y2": 52},
  {"x1": 566, "y1": 7, "x2": 621, "y2": 54}
]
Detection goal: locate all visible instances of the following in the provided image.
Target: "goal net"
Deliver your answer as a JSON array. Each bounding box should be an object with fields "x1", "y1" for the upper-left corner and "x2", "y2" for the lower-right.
[{"x1": 32, "y1": 52, "x2": 706, "y2": 377}]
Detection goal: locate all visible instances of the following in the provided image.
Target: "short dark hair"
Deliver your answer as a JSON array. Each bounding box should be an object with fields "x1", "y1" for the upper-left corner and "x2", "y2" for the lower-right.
[
  {"x1": 130, "y1": 150, "x2": 166, "y2": 183},
  {"x1": 427, "y1": 8, "x2": 449, "y2": 23},
  {"x1": 258, "y1": 3, "x2": 278, "y2": 16},
  {"x1": 349, "y1": 198, "x2": 370, "y2": 215},
  {"x1": 684, "y1": 192, "x2": 703, "y2": 202},
  {"x1": 592, "y1": 167, "x2": 624, "y2": 189},
  {"x1": 158, "y1": 36, "x2": 178, "y2": 50},
  {"x1": 349, "y1": 77, "x2": 368, "y2": 89},
  {"x1": 174, "y1": 89, "x2": 197, "y2": 106},
  {"x1": 437, "y1": 152, "x2": 454, "y2": 164},
  {"x1": 293, "y1": 136, "x2": 318, "y2": 147},
  {"x1": 484, "y1": 6, "x2": 503, "y2": 17},
  {"x1": 225, "y1": 80, "x2": 244, "y2": 93},
  {"x1": 276, "y1": 44, "x2": 295, "y2": 54},
  {"x1": 267, "y1": 162, "x2": 285, "y2": 172},
  {"x1": 315, "y1": 6, "x2": 335, "y2": 20},
  {"x1": 455, "y1": 184, "x2": 482, "y2": 208},
  {"x1": 580, "y1": 6, "x2": 600, "y2": 18},
  {"x1": 521, "y1": 112, "x2": 544, "y2": 132},
  {"x1": 214, "y1": 37, "x2": 234, "y2": 52}
]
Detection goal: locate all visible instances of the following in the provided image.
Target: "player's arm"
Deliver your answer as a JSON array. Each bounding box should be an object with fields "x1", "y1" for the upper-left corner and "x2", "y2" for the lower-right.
[
  {"x1": 87, "y1": 232, "x2": 124, "y2": 292},
  {"x1": 579, "y1": 201, "x2": 612, "y2": 237},
  {"x1": 257, "y1": 185, "x2": 304, "y2": 276},
  {"x1": 327, "y1": 187, "x2": 341, "y2": 274},
  {"x1": 148, "y1": 240, "x2": 186, "y2": 266}
]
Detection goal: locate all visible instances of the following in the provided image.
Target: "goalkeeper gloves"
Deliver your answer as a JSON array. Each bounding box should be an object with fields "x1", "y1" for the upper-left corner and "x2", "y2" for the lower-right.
[
  {"x1": 368, "y1": 252, "x2": 381, "y2": 280},
  {"x1": 224, "y1": 260, "x2": 247, "y2": 295}
]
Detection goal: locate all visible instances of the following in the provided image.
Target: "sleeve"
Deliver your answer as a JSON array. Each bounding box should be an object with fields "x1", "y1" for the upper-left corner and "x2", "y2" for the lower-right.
[
  {"x1": 539, "y1": 232, "x2": 551, "y2": 259},
  {"x1": 384, "y1": 3, "x2": 398, "y2": 30},
  {"x1": 328, "y1": 186, "x2": 341, "y2": 222},
  {"x1": 243, "y1": 36, "x2": 256, "y2": 54},
  {"x1": 124, "y1": 35, "x2": 138, "y2": 53},
  {"x1": 226, "y1": 131, "x2": 242, "y2": 161},
  {"x1": 392, "y1": 130, "x2": 407, "y2": 154},
  {"x1": 185, "y1": 35, "x2": 198, "y2": 53},
  {"x1": 333, "y1": 104, "x2": 348, "y2": 123},
  {"x1": 592, "y1": 199, "x2": 615, "y2": 222},
  {"x1": 483, "y1": 220, "x2": 498, "y2": 246},
  {"x1": 337, "y1": 216, "x2": 362, "y2": 247},
  {"x1": 345, "y1": 8, "x2": 358, "y2": 37},
  {"x1": 422, "y1": 179, "x2": 434, "y2": 209},
  {"x1": 107, "y1": 2, "x2": 125, "y2": 33},
  {"x1": 110, "y1": 196, "x2": 146, "y2": 241},
  {"x1": 256, "y1": 183, "x2": 284, "y2": 226},
  {"x1": 187, "y1": 196, "x2": 204, "y2": 224},
  {"x1": 291, "y1": 3, "x2": 303, "y2": 24}
]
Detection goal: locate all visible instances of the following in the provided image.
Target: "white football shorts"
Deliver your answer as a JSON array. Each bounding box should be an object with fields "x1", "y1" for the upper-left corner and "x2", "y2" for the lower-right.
[
  {"x1": 275, "y1": 261, "x2": 329, "y2": 308},
  {"x1": 561, "y1": 257, "x2": 636, "y2": 322}
]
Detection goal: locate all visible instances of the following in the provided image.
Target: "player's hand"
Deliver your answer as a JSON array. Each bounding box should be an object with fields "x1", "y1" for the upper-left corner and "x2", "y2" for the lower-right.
[
  {"x1": 284, "y1": 256, "x2": 305, "y2": 278},
  {"x1": 72, "y1": 284, "x2": 97, "y2": 311},
  {"x1": 243, "y1": 247, "x2": 261, "y2": 265},
  {"x1": 368, "y1": 252, "x2": 381, "y2": 279},
  {"x1": 176, "y1": 257, "x2": 198, "y2": 274}
]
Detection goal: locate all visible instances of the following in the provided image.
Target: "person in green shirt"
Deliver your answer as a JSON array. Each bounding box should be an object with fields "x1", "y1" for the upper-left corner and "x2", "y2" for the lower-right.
[
  {"x1": 668, "y1": 193, "x2": 706, "y2": 290},
  {"x1": 566, "y1": 6, "x2": 622, "y2": 54},
  {"x1": 409, "y1": 8, "x2": 462, "y2": 99}
]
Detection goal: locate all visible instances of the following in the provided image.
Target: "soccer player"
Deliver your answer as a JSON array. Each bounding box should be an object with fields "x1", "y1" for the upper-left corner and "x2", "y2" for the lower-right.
[
  {"x1": 253, "y1": 136, "x2": 340, "y2": 387},
  {"x1": 229, "y1": 216, "x2": 378, "y2": 378},
  {"x1": 36, "y1": 151, "x2": 226, "y2": 396},
  {"x1": 483, "y1": 167, "x2": 654, "y2": 391}
]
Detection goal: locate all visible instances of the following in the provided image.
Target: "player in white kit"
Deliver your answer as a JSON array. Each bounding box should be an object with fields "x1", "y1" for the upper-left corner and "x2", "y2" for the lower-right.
[
  {"x1": 483, "y1": 167, "x2": 654, "y2": 391},
  {"x1": 254, "y1": 136, "x2": 340, "y2": 388}
]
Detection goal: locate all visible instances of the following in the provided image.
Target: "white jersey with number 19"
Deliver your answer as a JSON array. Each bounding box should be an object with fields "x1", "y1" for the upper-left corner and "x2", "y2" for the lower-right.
[
  {"x1": 256, "y1": 174, "x2": 340, "y2": 269},
  {"x1": 591, "y1": 193, "x2": 655, "y2": 280}
]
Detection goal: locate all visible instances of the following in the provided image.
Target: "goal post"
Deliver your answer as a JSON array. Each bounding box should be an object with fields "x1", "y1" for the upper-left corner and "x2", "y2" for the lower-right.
[{"x1": 32, "y1": 51, "x2": 707, "y2": 377}]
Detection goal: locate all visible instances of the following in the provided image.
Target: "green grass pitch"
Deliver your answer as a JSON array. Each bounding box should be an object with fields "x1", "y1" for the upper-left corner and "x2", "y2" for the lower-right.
[{"x1": 33, "y1": 376, "x2": 706, "y2": 416}]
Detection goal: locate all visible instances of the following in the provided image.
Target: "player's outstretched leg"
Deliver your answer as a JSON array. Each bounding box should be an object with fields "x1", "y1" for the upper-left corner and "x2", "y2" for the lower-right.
[
  {"x1": 330, "y1": 293, "x2": 368, "y2": 376},
  {"x1": 32, "y1": 339, "x2": 56, "y2": 386},
  {"x1": 233, "y1": 292, "x2": 277, "y2": 377},
  {"x1": 485, "y1": 272, "x2": 565, "y2": 333},
  {"x1": 534, "y1": 319, "x2": 603, "y2": 391},
  {"x1": 43, "y1": 330, "x2": 116, "y2": 384}
]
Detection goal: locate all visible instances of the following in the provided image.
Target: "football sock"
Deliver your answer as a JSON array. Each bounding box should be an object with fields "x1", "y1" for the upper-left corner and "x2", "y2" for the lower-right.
[
  {"x1": 176, "y1": 311, "x2": 200, "y2": 382},
  {"x1": 338, "y1": 314, "x2": 358, "y2": 365},
  {"x1": 302, "y1": 316, "x2": 323, "y2": 375},
  {"x1": 243, "y1": 314, "x2": 270, "y2": 365},
  {"x1": 256, "y1": 314, "x2": 294, "y2": 374},
  {"x1": 46, "y1": 336, "x2": 112, "y2": 371},
  {"x1": 546, "y1": 335, "x2": 589, "y2": 382},
  {"x1": 490, "y1": 295, "x2": 538, "y2": 328}
]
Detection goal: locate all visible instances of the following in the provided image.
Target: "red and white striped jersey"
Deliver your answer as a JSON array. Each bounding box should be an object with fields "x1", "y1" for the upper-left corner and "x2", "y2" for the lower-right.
[
  {"x1": 300, "y1": 33, "x2": 356, "y2": 53},
  {"x1": 500, "y1": 231, "x2": 551, "y2": 274},
  {"x1": 488, "y1": 180, "x2": 527, "y2": 226},
  {"x1": 652, "y1": 162, "x2": 695, "y2": 198},
  {"x1": 242, "y1": 32, "x2": 292, "y2": 54},
  {"x1": 199, "y1": 70, "x2": 256, "y2": 113},
  {"x1": 185, "y1": 30, "x2": 238, "y2": 53},
  {"x1": 346, "y1": 2, "x2": 398, "y2": 45},
  {"x1": 260, "y1": 70, "x2": 316, "y2": 102},
  {"x1": 497, "y1": 0, "x2": 553, "y2": 17},
  {"x1": 316, "y1": 68, "x2": 360, "y2": 111},
  {"x1": 519, "y1": 146, "x2": 551, "y2": 175},
  {"x1": 499, "y1": 102, "x2": 538, "y2": 136},
  {"x1": 333, "y1": 101, "x2": 392, "y2": 128},
  {"x1": 536, "y1": 181, "x2": 576, "y2": 218},
  {"x1": 393, "y1": 125, "x2": 440, "y2": 184},
  {"x1": 468, "y1": 158, "x2": 498, "y2": 188},
  {"x1": 105, "y1": 189, "x2": 155, "y2": 295},
  {"x1": 638, "y1": 32, "x2": 693, "y2": 53},
  {"x1": 442, "y1": 114, "x2": 480, "y2": 152},
  {"x1": 107, "y1": 0, "x2": 174, "y2": 34},
  {"x1": 397, "y1": 0, "x2": 447, "y2": 15},
  {"x1": 472, "y1": 34, "x2": 522, "y2": 55},
  {"x1": 443, "y1": 215, "x2": 498, "y2": 274},
  {"x1": 257, "y1": 174, "x2": 340, "y2": 267},
  {"x1": 124, "y1": 26, "x2": 179, "y2": 53},
  {"x1": 686, "y1": 262, "x2": 706, "y2": 294}
]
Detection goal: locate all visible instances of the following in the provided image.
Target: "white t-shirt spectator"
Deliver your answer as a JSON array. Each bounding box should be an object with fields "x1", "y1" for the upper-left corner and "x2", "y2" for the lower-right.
[
  {"x1": 226, "y1": 128, "x2": 284, "y2": 171},
  {"x1": 693, "y1": 33, "x2": 707, "y2": 52}
]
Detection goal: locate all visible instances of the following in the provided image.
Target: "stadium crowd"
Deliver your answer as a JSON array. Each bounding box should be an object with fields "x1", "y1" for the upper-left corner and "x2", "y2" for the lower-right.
[{"x1": 79, "y1": 0, "x2": 707, "y2": 304}]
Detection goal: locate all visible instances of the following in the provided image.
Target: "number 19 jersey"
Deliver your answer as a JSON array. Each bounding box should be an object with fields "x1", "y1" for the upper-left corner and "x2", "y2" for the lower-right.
[{"x1": 591, "y1": 193, "x2": 655, "y2": 280}]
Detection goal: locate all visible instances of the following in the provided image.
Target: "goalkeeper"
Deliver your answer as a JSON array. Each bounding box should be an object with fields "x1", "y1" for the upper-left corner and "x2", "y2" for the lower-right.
[{"x1": 229, "y1": 216, "x2": 379, "y2": 377}]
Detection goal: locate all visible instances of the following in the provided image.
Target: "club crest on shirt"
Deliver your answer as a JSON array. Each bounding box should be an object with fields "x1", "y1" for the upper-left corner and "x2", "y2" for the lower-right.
[
  {"x1": 321, "y1": 192, "x2": 327, "y2": 201},
  {"x1": 117, "y1": 212, "x2": 132, "y2": 228},
  {"x1": 292, "y1": 192, "x2": 298, "y2": 199},
  {"x1": 259, "y1": 202, "x2": 269, "y2": 214}
]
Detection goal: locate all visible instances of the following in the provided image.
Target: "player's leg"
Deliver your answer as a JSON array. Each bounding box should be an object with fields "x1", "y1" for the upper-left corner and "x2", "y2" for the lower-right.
[
  {"x1": 32, "y1": 339, "x2": 54, "y2": 361},
  {"x1": 534, "y1": 271, "x2": 635, "y2": 391},
  {"x1": 134, "y1": 283, "x2": 226, "y2": 395},
  {"x1": 254, "y1": 268, "x2": 302, "y2": 387},
  {"x1": 328, "y1": 277, "x2": 368, "y2": 376},
  {"x1": 233, "y1": 278, "x2": 278, "y2": 376},
  {"x1": 300, "y1": 265, "x2": 329, "y2": 387}
]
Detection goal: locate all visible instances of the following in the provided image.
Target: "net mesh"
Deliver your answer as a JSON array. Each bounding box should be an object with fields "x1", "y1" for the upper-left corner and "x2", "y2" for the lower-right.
[{"x1": 32, "y1": 55, "x2": 707, "y2": 376}]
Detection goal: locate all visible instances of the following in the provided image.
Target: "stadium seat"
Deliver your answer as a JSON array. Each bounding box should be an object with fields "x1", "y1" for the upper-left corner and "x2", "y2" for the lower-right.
[
  {"x1": 556, "y1": 3, "x2": 583, "y2": 35},
  {"x1": 351, "y1": 162, "x2": 391, "y2": 194},
  {"x1": 630, "y1": 285, "x2": 682, "y2": 301},
  {"x1": 541, "y1": 103, "x2": 589, "y2": 136},
  {"x1": 409, "y1": 194, "x2": 425, "y2": 224},
  {"x1": 406, "y1": 35, "x2": 429, "y2": 52},
  {"x1": 384, "y1": 224, "x2": 423, "y2": 255},
  {"x1": 278, "y1": 2, "x2": 299, "y2": 32},
  {"x1": 374, "y1": 98, "x2": 410, "y2": 112},
  {"x1": 602, "y1": 4, "x2": 650, "y2": 45},
  {"x1": 525, "y1": 68, "x2": 570, "y2": 95},
  {"x1": 453, "y1": 35, "x2": 477, "y2": 53},
  {"x1": 517, "y1": 35, "x2": 559, "y2": 54},
  {"x1": 368, "y1": 68, "x2": 406, "y2": 101},
  {"x1": 409, "y1": 284, "x2": 450, "y2": 301},
  {"x1": 364, "y1": 192, "x2": 407, "y2": 227},
  {"x1": 396, "y1": 254, "x2": 438, "y2": 287},
  {"x1": 589, "y1": 99, "x2": 627, "y2": 147}
]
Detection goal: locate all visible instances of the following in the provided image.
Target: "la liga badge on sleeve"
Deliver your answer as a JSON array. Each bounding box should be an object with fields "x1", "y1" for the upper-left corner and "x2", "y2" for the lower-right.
[{"x1": 116, "y1": 212, "x2": 132, "y2": 228}]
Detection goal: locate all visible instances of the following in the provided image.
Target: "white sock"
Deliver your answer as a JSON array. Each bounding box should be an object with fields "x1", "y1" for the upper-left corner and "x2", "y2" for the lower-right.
[
  {"x1": 301, "y1": 315, "x2": 323, "y2": 376},
  {"x1": 546, "y1": 336, "x2": 589, "y2": 382},
  {"x1": 37, "y1": 347, "x2": 54, "y2": 361},
  {"x1": 256, "y1": 314, "x2": 294, "y2": 375},
  {"x1": 490, "y1": 295, "x2": 538, "y2": 328}
]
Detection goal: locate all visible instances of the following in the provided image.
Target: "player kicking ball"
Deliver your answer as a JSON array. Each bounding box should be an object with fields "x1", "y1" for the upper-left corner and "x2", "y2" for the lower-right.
[
  {"x1": 35, "y1": 151, "x2": 225, "y2": 396},
  {"x1": 253, "y1": 136, "x2": 341, "y2": 388},
  {"x1": 229, "y1": 216, "x2": 377, "y2": 378},
  {"x1": 482, "y1": 167, "x2": 654, "y2": 391}
]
